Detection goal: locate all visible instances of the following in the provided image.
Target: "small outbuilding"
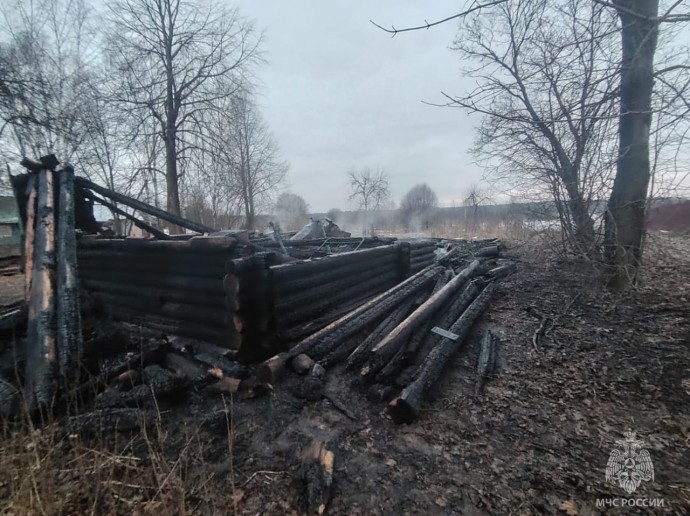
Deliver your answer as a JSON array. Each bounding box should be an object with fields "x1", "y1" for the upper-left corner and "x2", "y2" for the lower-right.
[{"x1": 0, "y1": 195, "x2": 21, "y2": 257}]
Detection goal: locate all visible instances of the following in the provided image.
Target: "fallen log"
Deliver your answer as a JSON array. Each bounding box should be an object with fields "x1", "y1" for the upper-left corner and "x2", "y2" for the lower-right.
[
  {"x1": 388, "y1": 282, "x2": 497, "y2": 424},
  {"x1": 487, "y1": 262, "x2": 518, "y2": 279},
  {"x1": 95, "y1": 364, "x2": 187, "y2": 409},
  {"x1": 404, "y1": 279, "x2": 484, "y2": 371},
  {"x1": 302, "y1": 440, "x2": 335, "y2": 515},
  {"x1": 292, "y1": 354, "x2": 315, "y2": 375},
  {"x1": 343, "y1": 296, "x2": 419, "y2": 371},
  {"x1": 305, "y1": 270, "x2": 441, "y2": 361},
  {"x1": 475, "y1": 245, "x2": 500, "y2": 257},
  {"x1": 24, "y1": 169, "x2": 58, "y2": 411},
  {"x1": 475, "y1": 329, "x2": 496, "y2": 395},
  {"x1": 206, "y1": 377, "x2": 241, "y2": 394},
  {"x1": 375, "y1": 269, "x2": 457, "y2": 383},
  {"x1": 194, "y1": 352, "x2": 248, "y2": 379},
  {"x1": 362, "y1": 261, "x2": 481, "y2": 379},
  {"x1": 74, "y1": 340, "x2": 169, "y2": 402},
  {"x1": 163, "y1": 352, "x2": 213, "y2": 383},
  {"x1": 56, "y1": 167, "x2": 83, "y2": 386}
]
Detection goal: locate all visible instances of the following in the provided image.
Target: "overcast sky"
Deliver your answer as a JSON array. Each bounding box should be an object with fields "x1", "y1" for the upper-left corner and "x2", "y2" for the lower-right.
[{"x1": 235, "y1": 1, "x2": 482, "y2": 213}]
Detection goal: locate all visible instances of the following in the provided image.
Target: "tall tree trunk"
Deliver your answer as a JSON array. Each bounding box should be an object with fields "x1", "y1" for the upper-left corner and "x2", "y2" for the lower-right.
[
  {"x1": 165, "y1": 137, "x2": 181, "y2": 233},
  {"x1": 604, "y1": 0, "x2": 659, "y2": 289},
  {"x1": 164, "y1": 9, "x2": 181, "y2": 232}
]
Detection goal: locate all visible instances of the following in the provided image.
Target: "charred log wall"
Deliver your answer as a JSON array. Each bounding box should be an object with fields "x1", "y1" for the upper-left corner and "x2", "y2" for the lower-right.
[{"x1": 78, "y1": 239, "x2": 419, "y2": 361}]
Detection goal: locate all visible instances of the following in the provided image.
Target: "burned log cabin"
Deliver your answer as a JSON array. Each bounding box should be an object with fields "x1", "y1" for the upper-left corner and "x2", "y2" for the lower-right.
[{"x1": 10, "y1": 156, "x2": 441, "y2": 365}]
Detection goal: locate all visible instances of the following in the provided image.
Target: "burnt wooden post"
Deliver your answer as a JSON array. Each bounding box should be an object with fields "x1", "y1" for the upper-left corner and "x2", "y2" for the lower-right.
[
  {"x1": 22, "y1": 175, "x2": 37, "y2": 298},
  {"x1": 56, "y1": 166, "x2": 83, "y2": 387},
  {"x1": 25, "y1": 168, "x2": 58, "y2": 410}
]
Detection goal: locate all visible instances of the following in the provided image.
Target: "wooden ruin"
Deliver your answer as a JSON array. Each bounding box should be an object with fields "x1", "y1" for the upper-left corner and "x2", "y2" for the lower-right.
[{"x1": 5, "y1": 154, "x2": 511, "y2": 424}]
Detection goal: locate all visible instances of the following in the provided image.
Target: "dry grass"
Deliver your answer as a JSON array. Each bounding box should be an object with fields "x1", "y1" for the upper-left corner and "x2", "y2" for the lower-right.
[{"x1": 0, "y1": 399, "x2": 239, "y2": 516}]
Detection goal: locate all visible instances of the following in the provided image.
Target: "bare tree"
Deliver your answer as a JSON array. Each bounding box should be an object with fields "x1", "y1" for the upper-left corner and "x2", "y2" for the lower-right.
[
  {"x1": 274, "y1": 192, "x2": 309, "y2": 231},
  {"x1": 223, "y1": 94, "x2": 288, "y2": 229},
  {"x1": 400, "y1": 183, "x2": 438, "y2": 230},
  {"x1": 0, "y1": 0, "x2": 96, "y2": 163},
  {"x1": 448, "y1": 0, "x2": 620, "y2": 255},
  {"x1": 600, "y1": 0, "x2": 689, "y2": 288},
  {"x1": 105, "y1": 0, "x2": 260, "y2": 223},
  {"x1": 463, "y1": 183, "x2": 491, "y2": 230},
  {"x1": 348, "y1": 167, "x2": 390, "y2": 212},
  {"x1": 348, "y1": 167, "x2": 390, "y2": 236}
]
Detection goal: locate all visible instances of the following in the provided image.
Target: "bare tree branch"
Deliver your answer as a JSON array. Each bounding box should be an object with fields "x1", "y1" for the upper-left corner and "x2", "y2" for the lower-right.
[{"x1": 369, "y1": 0, "x2": 508, "y2": 36}]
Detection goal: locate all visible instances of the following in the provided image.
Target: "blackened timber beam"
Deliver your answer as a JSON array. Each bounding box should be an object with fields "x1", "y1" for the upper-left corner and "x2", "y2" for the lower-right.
[
  {"x1": 77, "y1": 237, "x2": 235, "y2": 253},
  {"x1": 20, "y1": 154, "x2": 60, "y2": 172},
  {"x1": 270, "y1": 244, "x2": 400, "y2": 282},
  {"x1": 82, "y1": 189, "x2": 169, "y2": 239},
  {"x1": 75, "y1": 176, "x2": 215, "y2": 234},
  {"x1": 273, "y1": 252, "x2": 398, "y2": 296},
  {"x1": 79, "y1": 268, "x2": 225, "y2": 295},
  {"x1": 388, "y1": 282, "x2": 497, "y2": 424},
  {"x1": 273, "y1": 261, "x2": 400, "y2": 312},
  {"x1": 363, "y1": 260, "x2": 481, "y2": 379},
  {"x1": 56, "y1": 167, "x2": 83, "y2": 387},
  {"x1": 274, "y1": 271, "x2": 400, "y2": 329}
]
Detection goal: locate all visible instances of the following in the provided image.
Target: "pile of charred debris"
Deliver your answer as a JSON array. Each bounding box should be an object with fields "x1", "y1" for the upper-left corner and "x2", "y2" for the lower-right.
[{"x1": 1, "y1": 156, "x2": 515, "y2": 509}]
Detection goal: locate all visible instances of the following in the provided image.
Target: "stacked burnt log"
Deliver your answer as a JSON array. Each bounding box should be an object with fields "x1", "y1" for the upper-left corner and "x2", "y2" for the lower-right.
[
  {"x1": 268, "y1": 244, "x2": 407, "y2": 336},
  {"x1": 78, "y1": 239, "x2": 407, "y2": 362},
  {"x1": 256, "y1": 243, "x2": 512, "y2": 423},
  {"x1": 408, "y1": 239, "x2": 437, "y2": 273},
  {"x1": 78, "y1": 237, "x2": 244, "y2": 348}
]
